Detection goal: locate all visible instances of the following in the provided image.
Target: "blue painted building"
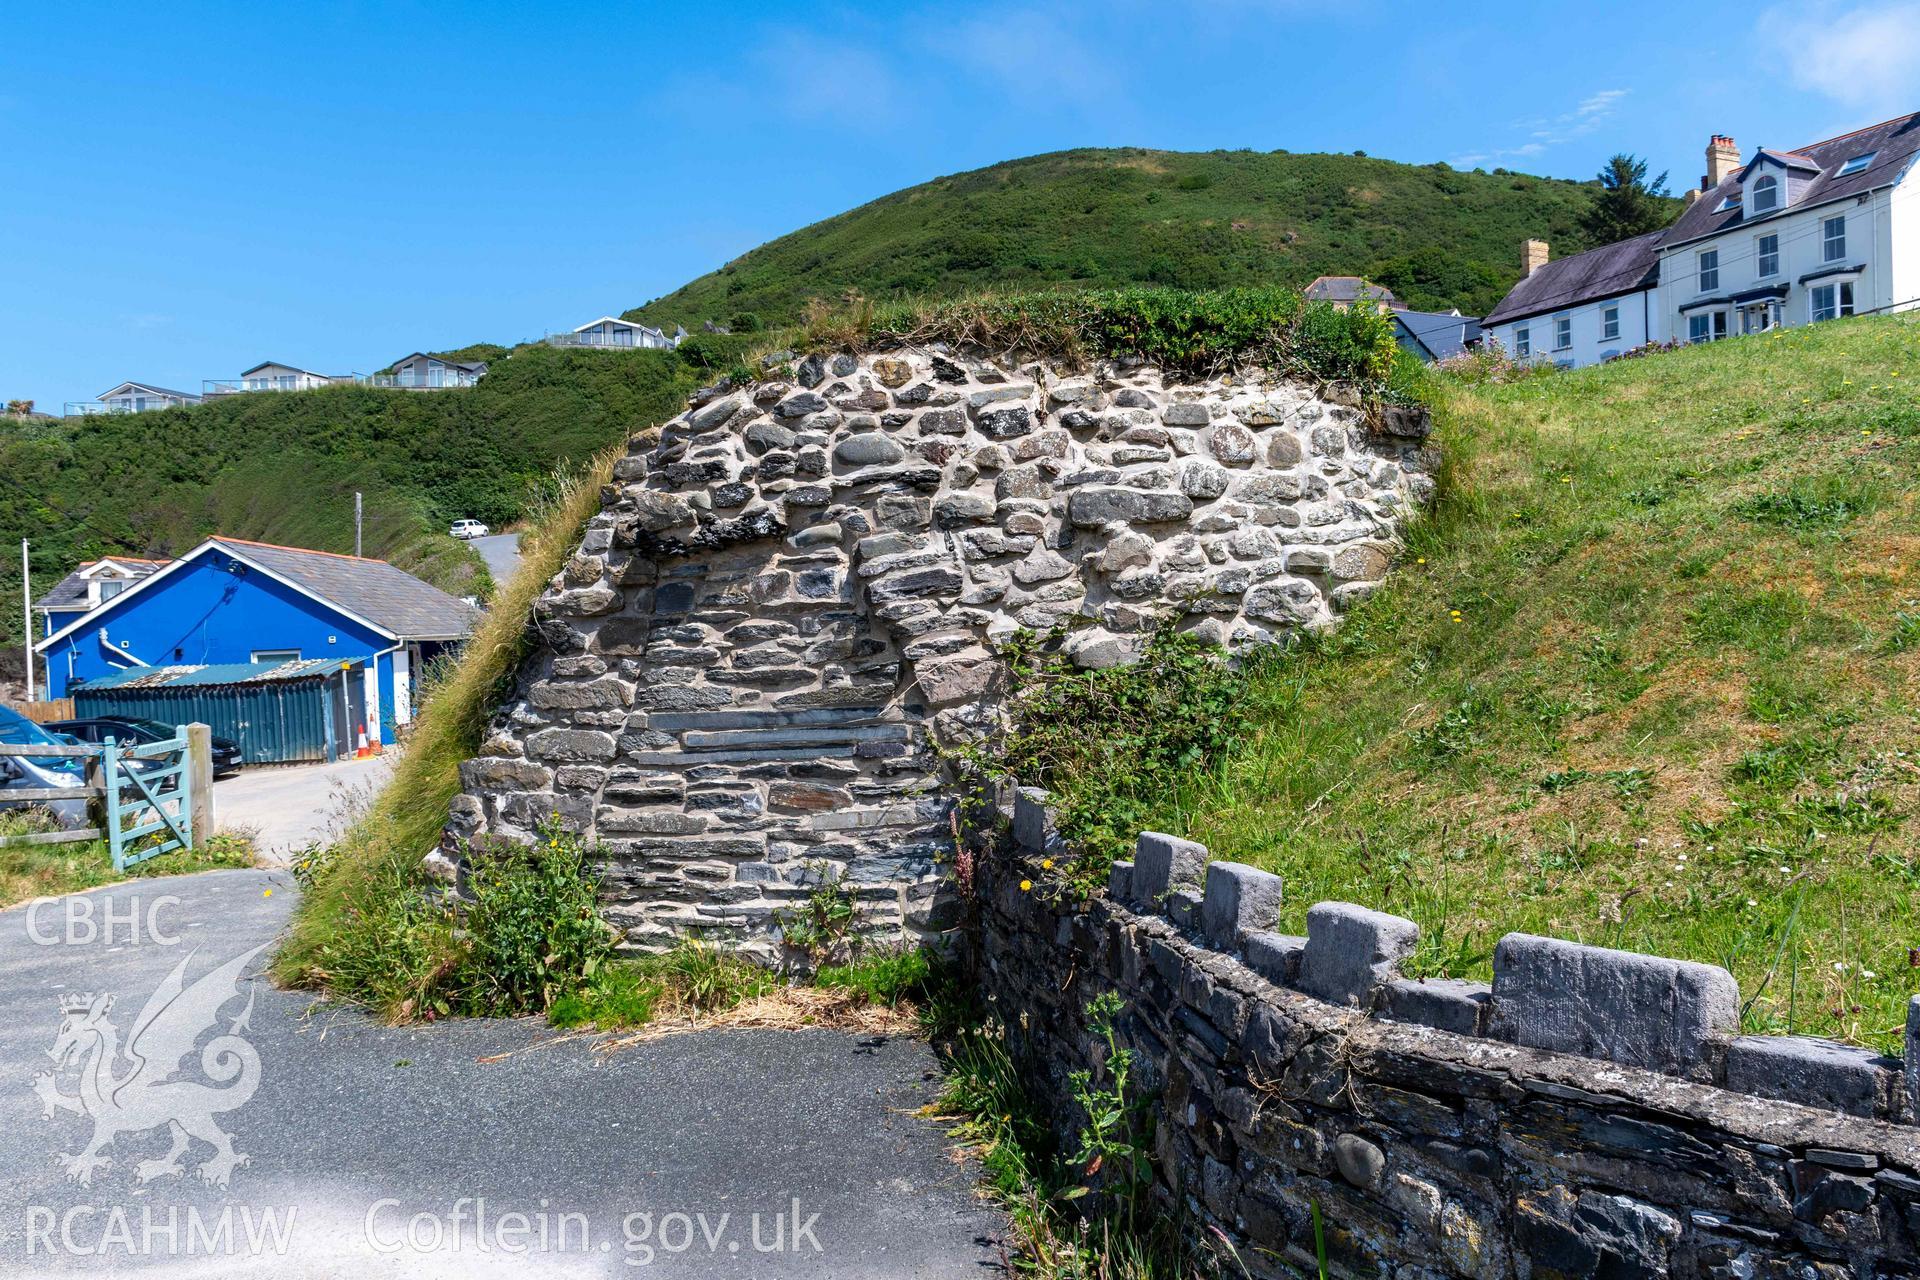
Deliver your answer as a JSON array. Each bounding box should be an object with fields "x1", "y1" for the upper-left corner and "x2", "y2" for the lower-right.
[{"x1": 36, "y1": 537, "x2": 479, "y2": 745}]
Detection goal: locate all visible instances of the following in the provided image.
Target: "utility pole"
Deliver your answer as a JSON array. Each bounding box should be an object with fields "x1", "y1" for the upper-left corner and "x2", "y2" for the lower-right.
[
  {"x1": 20, "y1": 538, "x2": 32, "y2": 702},
  {"x1": 354, "y1": 491, "x2": 363, "y2": 558}
]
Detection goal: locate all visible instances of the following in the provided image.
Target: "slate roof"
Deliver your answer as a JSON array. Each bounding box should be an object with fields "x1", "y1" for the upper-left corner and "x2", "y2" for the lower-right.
[
  {"x1": 1304, "y1": 276, "x2": 1397, "y2": 305},
  {"x1": 1662, "y1": 111, "x2": 1920, "y2": 248},
  {"x1": 1393, "y1": 309, "x2": 1483, "y2": 362},
  {"x1": 33, "y1": 558, "x2": 165, "y2": 612},
  {"x1": 237, "y1": 360, "x2": 337, "y2": 378},
  {"x1": 1482, "y1": 230, "x2": 1666, "y2": 328},
  {"x1": 218, "y1": 538, "x2": 480, "y2": 639}
]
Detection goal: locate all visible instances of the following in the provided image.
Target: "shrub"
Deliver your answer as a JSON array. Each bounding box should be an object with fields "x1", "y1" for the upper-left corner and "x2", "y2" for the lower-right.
[
  {"x1": 456, "y1": 819, "x2": 619, "y2": 1015},
  {"x1": 952, "y1": 626, "x2": 1252, "y2": 893}
]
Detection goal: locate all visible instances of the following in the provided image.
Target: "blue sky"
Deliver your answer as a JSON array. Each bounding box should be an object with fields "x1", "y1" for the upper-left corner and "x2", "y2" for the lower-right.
[{"x1": 5, "y1": 0, "x2": 1920, "y2": 409}]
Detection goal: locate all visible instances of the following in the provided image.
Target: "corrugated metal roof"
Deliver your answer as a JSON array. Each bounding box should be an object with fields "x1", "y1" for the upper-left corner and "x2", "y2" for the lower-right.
[{"x1": 75, "y1": 658, "x2": 352, "y2": 691}]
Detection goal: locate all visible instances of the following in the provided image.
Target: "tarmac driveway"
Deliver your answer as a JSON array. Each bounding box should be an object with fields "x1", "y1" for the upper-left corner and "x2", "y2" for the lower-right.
[
  {"x1": 0, "y1": 871, "x2": 1005, "y2": 1276},
  {"x1": 213, "y1": 756, "x2": 393, "y2": 863}
]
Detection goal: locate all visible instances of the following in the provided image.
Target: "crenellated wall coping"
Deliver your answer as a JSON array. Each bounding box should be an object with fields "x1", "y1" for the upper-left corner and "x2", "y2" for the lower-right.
[{"x1": 1012, "y1": 786, "x2": 1920, "y2": 1127}]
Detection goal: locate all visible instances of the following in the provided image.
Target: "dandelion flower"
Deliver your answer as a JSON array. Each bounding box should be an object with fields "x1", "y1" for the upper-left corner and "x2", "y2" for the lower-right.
[
  {"x1": 1041, "y1": 859, "x2": 1054, "y2": 870},
  {"x1": 1019, "y1": 879, "x2": 1032, "y2": 892}
]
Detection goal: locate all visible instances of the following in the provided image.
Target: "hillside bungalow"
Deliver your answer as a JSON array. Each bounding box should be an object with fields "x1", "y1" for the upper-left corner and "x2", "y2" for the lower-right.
[
  {"x1": 383, "y1": 352, "x2": 487, "y2": 389},
  {"x1": 203, "y1": 361, "x2": 346, "y2": 397},
  {"x1": 1303, "y1": 277, "x2": 1398, "y2": 309},
  {"x1": 35, "y1": 537, "x2": 479, "y2": 745},
  {"x1": 68, "y1": 381, "x2": 202, "y2": 415},
  {"x1": 552, "y1": 316, "x2": 678, "y2": 350},
  {"x1": 32, "y1": 556, "x2": 166, "y2": 639}
]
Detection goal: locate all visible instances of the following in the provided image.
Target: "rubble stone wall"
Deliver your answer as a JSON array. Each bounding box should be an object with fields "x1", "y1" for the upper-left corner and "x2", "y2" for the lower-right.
[
  {"x1": 979, "y1": 789, "x2": 1920, "y2": 1278},
  {"x1": 445, "y1": 348, "x2": 1435, "y2": 954}
]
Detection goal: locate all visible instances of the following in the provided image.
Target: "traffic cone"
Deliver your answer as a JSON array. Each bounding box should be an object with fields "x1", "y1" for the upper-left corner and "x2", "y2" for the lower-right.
[{"x1": 355, "y1": 723, "x2": 370, "y2": 759}]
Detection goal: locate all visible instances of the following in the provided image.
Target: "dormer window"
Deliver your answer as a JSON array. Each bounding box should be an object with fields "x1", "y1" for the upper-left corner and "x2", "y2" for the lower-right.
[
  {"x1": 1837, "y1": 152, "x2": 1875, "y2": 177},
  {"x1": 1751, "y1": 174, "x2": 1779, "y2": 213},
  {"x1": 1716, "y1": 192, "x2": 1742, "y2": 213}
]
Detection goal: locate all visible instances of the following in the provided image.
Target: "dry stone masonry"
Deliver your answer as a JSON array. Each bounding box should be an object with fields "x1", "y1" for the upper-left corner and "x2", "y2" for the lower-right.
[
  {"x1": 980, "y1": 788, "x2": 1920, "y2": 1278},
  {"x1": 446, "y1": 348, "x2": 1435, "y2": 954}
]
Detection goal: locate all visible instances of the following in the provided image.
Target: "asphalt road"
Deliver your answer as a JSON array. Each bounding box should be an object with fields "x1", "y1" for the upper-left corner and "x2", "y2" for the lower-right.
[
  {"x1": 471, "y1": 533, "x2": 522, "y2": 584},
  {"x1": 213, "y1": 755, "x2": 394, "y2": 863},
  {"x1": 0, "y1": 871, "x2": 1005, "y2": 1277}
]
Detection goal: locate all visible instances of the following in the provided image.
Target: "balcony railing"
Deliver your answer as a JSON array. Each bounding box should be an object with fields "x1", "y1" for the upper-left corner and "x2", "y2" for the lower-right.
[
  {"x1": 545, "y1": 330, "x2": 673, "y2": 350},
  {"x1": 362, "y1": 371, "x2": 482, "y2": 390},
  {"x1": 203, "y1": 375, "x2": 341, "y2": 395},
  {"x1": 62, "y1": 399, "x2": 194, "y2": 416}
]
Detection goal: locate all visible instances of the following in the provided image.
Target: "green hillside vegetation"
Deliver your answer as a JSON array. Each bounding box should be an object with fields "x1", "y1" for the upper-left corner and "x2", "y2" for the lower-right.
[
  {"x1": 1021, "y1": 314, "x2": 1920, "y2": 1051},
  {"x1": 0, "y1": 342, "x2": 738, "y2": 646},
  {"x1": 630, "y1": 147, "x2": 1678, "y2": 328}
]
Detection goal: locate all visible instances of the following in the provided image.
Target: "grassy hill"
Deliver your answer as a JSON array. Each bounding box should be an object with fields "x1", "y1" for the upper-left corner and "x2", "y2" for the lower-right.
[
  {"x1": 0, "y1": 343, "x2": 729, "y2": 650},
  {"x1": 629, "y1": 147, "x2": 1673, "y2": 328},
  {"x1": 1069, "y1": 315, "x2": 1920, "y2": 1051}
]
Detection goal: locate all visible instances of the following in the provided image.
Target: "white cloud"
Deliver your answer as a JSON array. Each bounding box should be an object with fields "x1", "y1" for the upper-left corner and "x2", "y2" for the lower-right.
[
  {"x1": 1758, "y1": 3, "x2": 1920, "y2": 113},
  {"x1": 1450, "y1": 88, "x2": 1628, "y2": 167}
]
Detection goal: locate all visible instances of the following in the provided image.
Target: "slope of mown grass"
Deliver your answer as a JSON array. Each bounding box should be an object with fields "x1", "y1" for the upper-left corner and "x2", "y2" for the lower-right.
[
  {"x1": 1136, "y1": 314, "x2": 1920, "y2": 1050},
  {"x1": 630, "y1": 147, "x2": 1672, "y2": 329}
]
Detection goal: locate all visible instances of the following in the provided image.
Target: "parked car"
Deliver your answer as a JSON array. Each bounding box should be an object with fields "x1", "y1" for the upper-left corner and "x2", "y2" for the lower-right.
[
  {"x1": 48, "y1": 717, "x2": 244, "y2": 777},
  {"x1": 0, "y1": 706, "x2": 90, "y2": 827},
  {"x1": 449, "y1": 518, "x2": 489, "y2": 540}
]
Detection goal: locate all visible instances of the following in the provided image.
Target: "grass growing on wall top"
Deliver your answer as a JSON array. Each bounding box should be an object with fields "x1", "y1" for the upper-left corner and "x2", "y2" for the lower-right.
[
  {"x1": 1085, "y1": 313, "x2": 1920, "y2": 1051},
  {"x1": 269, "y1": 446, "x2": 619, "y2": 1013},
  {"x1": 793, "y1": 286, "x2": 1415, "y2": 397}
]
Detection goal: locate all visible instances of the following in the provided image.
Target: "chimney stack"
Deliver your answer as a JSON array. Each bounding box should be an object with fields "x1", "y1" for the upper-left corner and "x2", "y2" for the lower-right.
[
  {"x1": 1523, "y1": 239, "x2": 1550, "y2": 277},
  {"x1": 1705, "y1": 134, "x2": 1740, "y2": 190}
]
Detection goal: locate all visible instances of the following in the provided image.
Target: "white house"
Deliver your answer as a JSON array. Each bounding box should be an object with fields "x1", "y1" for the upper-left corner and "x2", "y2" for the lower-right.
[
  {"x1": 1656, "y1": 118, "x2": 1920, "y2": 343},
  {"x1": 31, "y1": 556, "x2": 165, "y2": 638},
  {"x1": 203, "y1": 361, "x2": 346, "y2": 397},
  {"x1": 552, "y1": 316, "x2": 677, "y2": 350},
  {"x1": 380, "y1": 352, "x2": 487, "y2": 389},
  {"x1": 1487, "y1": 114, "x2": 1920, "y2": 369},
  {"x1": 1481, "y1": 233, "x2": 1665, "y2": 368},
  {"x1": 68, "y1": 381, "x2": 202, "y2": 415}
]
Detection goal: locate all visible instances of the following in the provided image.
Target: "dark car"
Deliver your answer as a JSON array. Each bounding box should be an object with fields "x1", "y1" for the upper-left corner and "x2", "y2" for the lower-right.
[{"x1": 48, "y1": 717, "x2": 244, "y2": 776}]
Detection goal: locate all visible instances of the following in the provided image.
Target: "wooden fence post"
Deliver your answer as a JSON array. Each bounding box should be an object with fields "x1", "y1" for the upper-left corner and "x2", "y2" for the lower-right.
[{"x1": 186, "y1": 723, "x2": 214, "y2": 848}]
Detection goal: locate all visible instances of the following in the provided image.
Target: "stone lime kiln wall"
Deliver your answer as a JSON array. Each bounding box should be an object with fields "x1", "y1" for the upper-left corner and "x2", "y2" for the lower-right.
[
  {"x1": 982, "y1": 790, "x2": 1920, "y2": 1278},
  {"x1": 446, "y1": 348, "x2": 1436, "y2": 952}
]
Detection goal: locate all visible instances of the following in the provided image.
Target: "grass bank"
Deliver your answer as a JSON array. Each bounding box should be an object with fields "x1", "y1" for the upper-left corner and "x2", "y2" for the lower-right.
[
  {"x1": 1071, "y1": 313, "x2": 1920, "y2": 1051},
  {"x1": 0, "y1": 819, "x2": 256, "y2": 909},
  {"x1": 269, "y1": 447, "x2": 619, "y2": 1011}
]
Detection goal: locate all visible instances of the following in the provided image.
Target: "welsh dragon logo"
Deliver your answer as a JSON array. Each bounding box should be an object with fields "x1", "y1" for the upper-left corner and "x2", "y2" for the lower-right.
[{"x1": 34, "y1": 943, "x2": 267, "y2": 1188}]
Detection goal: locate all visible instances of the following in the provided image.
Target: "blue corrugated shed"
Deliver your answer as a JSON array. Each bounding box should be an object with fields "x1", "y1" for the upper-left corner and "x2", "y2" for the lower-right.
[{"x1": 73, "y1": 659, "x2": 363, "y2": 764}]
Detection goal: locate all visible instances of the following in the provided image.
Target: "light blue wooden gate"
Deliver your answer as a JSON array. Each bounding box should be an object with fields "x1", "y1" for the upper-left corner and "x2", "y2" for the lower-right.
[{"x1": 101, "y1": 732, "x2": 195, "y2": 871}]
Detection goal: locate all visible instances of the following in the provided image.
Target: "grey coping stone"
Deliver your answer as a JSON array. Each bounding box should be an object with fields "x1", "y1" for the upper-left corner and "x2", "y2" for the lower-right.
[
  {"x1": 1107, "y1": 859, "x2": 1135, "y2": 901},
  {"x1": 1907, "y1": 997, "x2": 1920, "y2": 1122},
  {"x1": 1166, "y1": 888, "x2": 1202, "y2": 932},
  {"x1": 1242, "y1": 932, "x2": 1305, "y2": 987},
  {"x1": 1133, "y1": 831, "x2": 1207, "y2": 910},
  {"x1": 1013, "y1": 787, "x2": 1053, "y2": 853},
  {"x1": 1381, "y1": 978, "x2": 1491, "y2": 1037},
  {"x1": 1725, "y1": 1035, "x2": 1899, "y2": 1119},
  {"x1": 628, "y1": 745, "x2": 859, "y2": 767},
  {"x1": 1298, "y1": 902, "x2": 1420, "y2": 1009},
  {"x1": 808, "y1": 803, "x2": 933, "y2": 832},
  {"x1": 1200, "y1": 861, "x2": 1284, "y2": 950},
  {"x1": 1488, "y1": 933, "x2": 1739, "y2": 1076}
]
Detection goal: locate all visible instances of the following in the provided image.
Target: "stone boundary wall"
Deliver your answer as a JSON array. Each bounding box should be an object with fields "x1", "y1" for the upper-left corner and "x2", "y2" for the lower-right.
[
  {"x1": 445, "y1": 348, "x2": 1435, "y2": 956},
  {"x1": 978, "y1": 788, "x2": 1920, "y2": 1277}
]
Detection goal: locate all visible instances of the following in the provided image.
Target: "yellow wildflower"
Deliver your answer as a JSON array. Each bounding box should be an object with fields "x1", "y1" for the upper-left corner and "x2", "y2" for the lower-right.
[
  {"x1": 1020, "y1": 879, "x2": 1033, "y2": 892},
  {"x1": 1041, "y1": 858, "x2": 1054, "y2": 869}
]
